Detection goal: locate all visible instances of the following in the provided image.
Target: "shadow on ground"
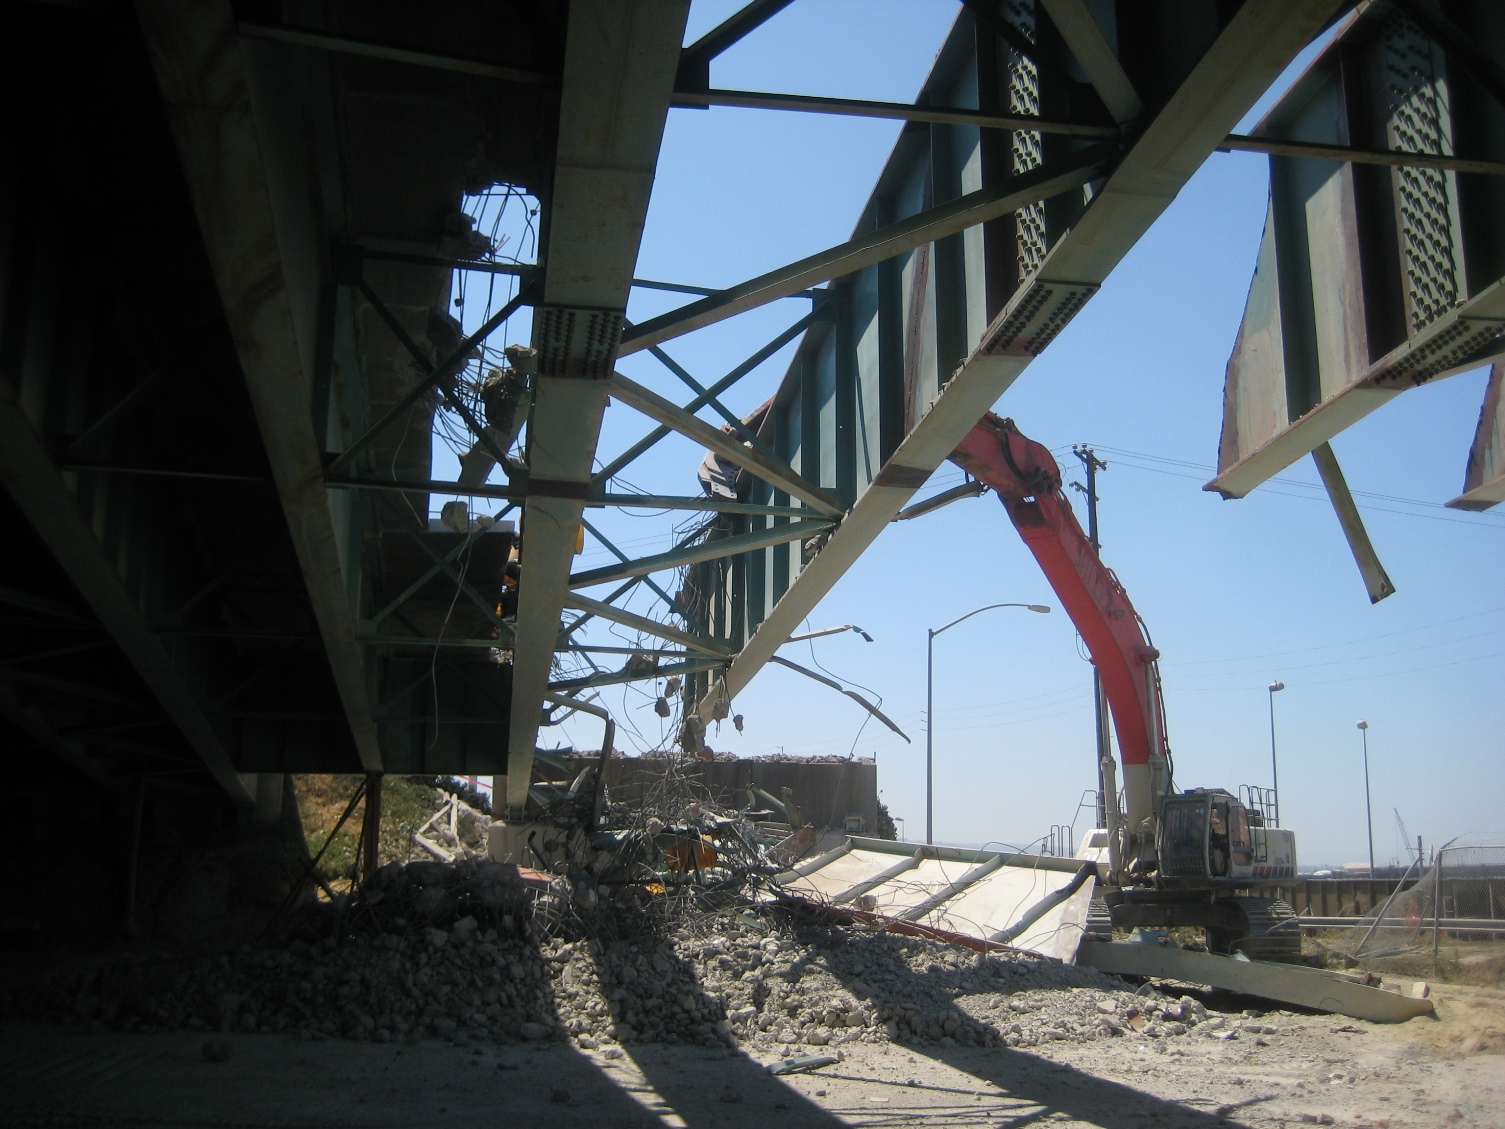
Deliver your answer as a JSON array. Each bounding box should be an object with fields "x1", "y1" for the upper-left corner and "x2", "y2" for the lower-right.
[{"x1": 585, "y1": 913, "x2": 850, "y2": 1127}]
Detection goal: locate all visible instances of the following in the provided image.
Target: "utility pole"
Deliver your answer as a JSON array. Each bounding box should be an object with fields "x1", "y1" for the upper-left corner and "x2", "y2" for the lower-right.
[{"x1": 1072, "y1": 444, "x2": 1110, "y2": 828}]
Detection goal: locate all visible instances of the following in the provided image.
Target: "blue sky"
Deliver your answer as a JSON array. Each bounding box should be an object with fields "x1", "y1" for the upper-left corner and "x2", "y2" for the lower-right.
[{"x1": 448, "y1": 2, "x2": 1503, "y2": 868}]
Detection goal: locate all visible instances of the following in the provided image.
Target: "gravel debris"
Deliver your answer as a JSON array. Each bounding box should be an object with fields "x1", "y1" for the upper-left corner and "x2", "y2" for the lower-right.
[{"x1": 0, "y1": 860, "x2": 1217, "y2": 1053}]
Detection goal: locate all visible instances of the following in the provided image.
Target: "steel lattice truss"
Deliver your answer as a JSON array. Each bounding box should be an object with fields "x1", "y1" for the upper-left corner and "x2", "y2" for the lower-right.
[{"x1": 28, "y1": 1, "x2": 1505, "y2": 813}]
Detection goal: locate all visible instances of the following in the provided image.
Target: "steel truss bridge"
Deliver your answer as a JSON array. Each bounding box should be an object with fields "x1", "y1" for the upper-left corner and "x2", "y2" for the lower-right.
[{"x1": 5, "y1": 0, "x2": 1501, "y2": 819}]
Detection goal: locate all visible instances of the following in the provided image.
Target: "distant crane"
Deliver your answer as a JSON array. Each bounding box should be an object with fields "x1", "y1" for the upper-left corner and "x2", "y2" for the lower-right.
[{"x1": 1394, "y1": 808, "x2": 1423, "y2": 866}]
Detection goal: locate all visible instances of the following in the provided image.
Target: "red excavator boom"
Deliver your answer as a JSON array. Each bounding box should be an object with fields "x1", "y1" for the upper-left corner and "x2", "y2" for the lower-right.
[{"x1": 949, "y1": 413, "x2": 1170, "y2": 838}]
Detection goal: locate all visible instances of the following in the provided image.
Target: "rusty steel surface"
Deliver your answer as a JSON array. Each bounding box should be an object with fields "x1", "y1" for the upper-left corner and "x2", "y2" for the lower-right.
[{"x1": 1210, "y1": 2, "x2": 1505, "y2": 531}]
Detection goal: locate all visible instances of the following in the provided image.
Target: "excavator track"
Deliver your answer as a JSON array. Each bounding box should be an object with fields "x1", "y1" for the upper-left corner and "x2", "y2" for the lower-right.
[
  {"x1": 1085, "y1": 897, "x2": 1114, "y2": 943},
  {"x1": 1210, "y1": 896, "x2": 1302, "y2": 963}
]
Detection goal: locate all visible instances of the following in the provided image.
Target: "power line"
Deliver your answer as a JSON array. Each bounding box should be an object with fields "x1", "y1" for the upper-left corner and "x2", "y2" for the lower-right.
[{"x1": 1167, "y1": 605, "x2": 1505, "y2": 667}]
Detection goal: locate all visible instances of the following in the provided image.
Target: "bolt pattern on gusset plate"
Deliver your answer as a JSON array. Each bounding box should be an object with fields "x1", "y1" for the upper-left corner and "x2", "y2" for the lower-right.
[
  {"x1": 535, "y1": 306, "x2": 622, "y2": 380},
  {"x1": 1383, "y1": 15, "x2": 1463, "y2": 335},
  {"x1": 1007, "y1": 0, "x2": 1048, "y2": 284},
  {"x1": 1378, "y1": 317, "x2": 1505, "y2": 388},
  {"x1": 983, "y1": 280, "x2": 1098, "y2": 356}
]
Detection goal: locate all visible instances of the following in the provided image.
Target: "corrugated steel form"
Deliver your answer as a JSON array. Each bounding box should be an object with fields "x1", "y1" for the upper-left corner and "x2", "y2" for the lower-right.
[{"x1": 777, "y1": 836, "x2": 1098, "y2": 964}]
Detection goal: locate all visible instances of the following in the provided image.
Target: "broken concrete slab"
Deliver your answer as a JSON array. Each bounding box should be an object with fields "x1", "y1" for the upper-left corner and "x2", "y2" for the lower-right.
[{"x1": 1077, "y1": 940, "x2": 1434, "y2": 1023}]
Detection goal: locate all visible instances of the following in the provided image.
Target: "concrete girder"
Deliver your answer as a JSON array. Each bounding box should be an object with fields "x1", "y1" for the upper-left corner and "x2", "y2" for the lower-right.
[
  {"x1": 136, "y1": 0, "x2": 382, "y2": 773},
  {"x1": 695, "y1": 0, "x2": 1345, "y2": 720},
  {"x1": 0, "y1": 383, "x2": 252, "y2": 802},
  {"x1": 504, "y1": 0, "x2": 690, "y2": 817}
]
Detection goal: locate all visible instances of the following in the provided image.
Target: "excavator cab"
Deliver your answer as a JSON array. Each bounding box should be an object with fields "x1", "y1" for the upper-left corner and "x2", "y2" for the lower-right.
[
  {"x1": 1101, "y1": 788, "x2": 1301, "y2": 961},
  {"x1": 1158, "y1": 789, "x2": 1254, "y2": 883}
]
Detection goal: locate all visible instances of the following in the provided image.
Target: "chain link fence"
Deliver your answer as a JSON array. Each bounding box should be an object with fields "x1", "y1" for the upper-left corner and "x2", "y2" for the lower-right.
[
  {"x1": 1430, "y1": 843, "x2": 1505, "y2": 957},
  {"x1": 1333, "y1": 841, "x2": 1505, "y2": 969}
]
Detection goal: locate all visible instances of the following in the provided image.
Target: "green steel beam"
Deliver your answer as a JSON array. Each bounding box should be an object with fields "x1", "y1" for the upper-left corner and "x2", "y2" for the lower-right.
[
  {"x1": 1040, "y1": 0, "x2": 1143, "y2": 126},
  {"x1": 563, "y1": 646, "x2": 695, "y2": 657},
  {"x1": 0, "y1": 377, "x2": 254, "y2": 800},
  {"x1": 676, "y1": 0, "x2": 795, "y2": 89},
  {"x1": 237, "y1": 21, "x2": 555, "y2": 87},
  {"x1": 636, "y1": 334, "x2": 781, "y2": 461},
  {"x1": 670, "y1": 88, "x2": 1122, "y2": 139},
  {"x1": 561, "y1": 592, "x2": 731, "y2": 656},
  {"x1": 578, "y1": 518, "x2": 695, "y2": 619},
  {"x1": 0, "y1": 584, "x2": 92, "y2": 624},
  {"x1": 549, "y1": 657, "x2": 724, "y2": 692},
  {"x1": 609, "y1": 373, "x2": 843, "y2": 517},
  {"x1": 569, "y1": 518, "x2": 831, "y2": 589},
  {"x1": 359, "y1": 633, "x2": 508, "y2": 649},
  {"x1": 369, "y1": 521, "x2": 494, "y2": 627},
  {"x1": 557, "y1": 576, "x2": 648, "y2": 644},
  {"x1": 372, "y1": 495, "x2": 507, "y2": 632},
  {"x1": 597, "y1": 494, "x2": 815, "y2": 517},
  {"x1": 327, "y1": 282, "x2": 533, "y2": 476},
  {"x1": 618, "y1": 144, "x2": 1116, "y2": 355},
  {"x1": 595, "y1": 311, "x2": 816, "y2": 487},
  {"x1": 345, "y1": 280, "x2": 516, "y2": 473},
  {"x1": 326, "y1": 473, "x2": 812, "y2": 517}
]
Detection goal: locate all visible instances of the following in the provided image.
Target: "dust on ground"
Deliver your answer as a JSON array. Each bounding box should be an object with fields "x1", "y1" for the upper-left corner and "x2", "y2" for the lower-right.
[{"x1": 2, "y1": 1002, "x2": 1502, "y2": 1128}]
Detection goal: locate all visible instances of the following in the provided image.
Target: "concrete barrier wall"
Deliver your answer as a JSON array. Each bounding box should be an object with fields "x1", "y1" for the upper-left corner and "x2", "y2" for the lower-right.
[
  {"x1": 1274, "y1": 878, "x2": 1412, "y2": 917},
  {"x1": 566, "y1": 756, "x2": 879, "y2": 834}
]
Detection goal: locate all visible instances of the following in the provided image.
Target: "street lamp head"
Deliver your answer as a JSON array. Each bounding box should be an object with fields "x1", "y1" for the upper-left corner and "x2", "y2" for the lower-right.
[
  {"x1": 785, "y1": 623, "x2": 874, "y2": 644},
  {"x1": 1357, "y1": 720, "x2": 1368, "y2": 730},
  {"x1": 1269, "y1": 680, "x2": 1285, "y2": 693},
  {"x1": 1027, "y1": 604, "x2": 1051, "y2": 613}
]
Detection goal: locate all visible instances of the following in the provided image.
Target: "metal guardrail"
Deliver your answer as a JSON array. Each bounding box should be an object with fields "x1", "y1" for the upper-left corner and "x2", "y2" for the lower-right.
[{"x1": 1290, "y1": 916, "x2": 1505, "y2": 935}]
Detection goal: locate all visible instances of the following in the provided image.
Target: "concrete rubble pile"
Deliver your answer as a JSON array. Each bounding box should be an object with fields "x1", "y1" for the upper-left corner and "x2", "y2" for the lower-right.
[{"x1": 0, "y1": 858, "x2": 1246, "y2": 1054}]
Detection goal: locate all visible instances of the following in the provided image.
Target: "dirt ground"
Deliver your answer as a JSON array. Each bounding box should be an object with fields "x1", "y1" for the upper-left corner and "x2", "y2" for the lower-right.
[{"x1": 4, "y1": 981, "x2": 1502, "y2": 1128}]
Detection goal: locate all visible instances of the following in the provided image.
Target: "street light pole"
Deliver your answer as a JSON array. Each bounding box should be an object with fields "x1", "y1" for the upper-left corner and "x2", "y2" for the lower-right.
[
  {"x1": 925, "y1": 602, "x2": 1051, "y2": 845},
  {"x1": 1267, "y1": 680, "x2": 1285, "y2": 826},
  {"x1": 1357, "y1": 720, "x2": 1374, "y2": 878},
  {"x1": 1072, "y1": 445, "x2": 1109, "y2": 828}
]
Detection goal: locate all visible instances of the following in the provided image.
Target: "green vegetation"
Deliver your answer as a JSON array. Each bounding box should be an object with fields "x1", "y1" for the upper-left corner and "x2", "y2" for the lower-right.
[{"x1": 291, "y1": 775, "x2": 478, "y2": 888}]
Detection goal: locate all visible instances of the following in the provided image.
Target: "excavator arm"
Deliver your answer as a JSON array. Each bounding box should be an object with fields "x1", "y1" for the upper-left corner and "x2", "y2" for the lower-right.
[{"x1": 949, "y1": 414, "x2": 1171, "y2": 856}]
